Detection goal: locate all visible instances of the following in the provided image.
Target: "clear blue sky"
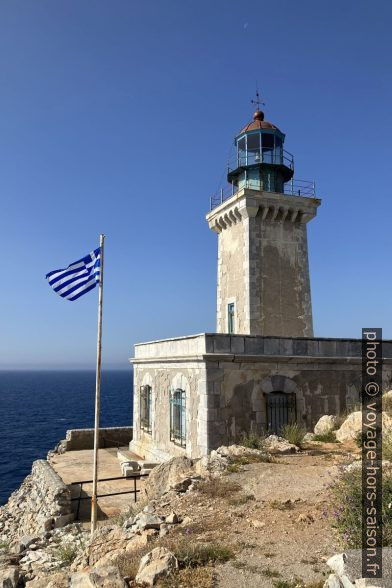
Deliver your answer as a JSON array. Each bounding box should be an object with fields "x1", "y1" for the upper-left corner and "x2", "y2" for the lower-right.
[{"x1": 1, "y1": 0, "x2": 391, "y2": 369}]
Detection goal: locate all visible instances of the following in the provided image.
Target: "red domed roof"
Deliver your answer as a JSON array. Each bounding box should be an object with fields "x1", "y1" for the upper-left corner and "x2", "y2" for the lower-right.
[{"x1": 238, "y1": 110, "x2": 280, "y2": 134}]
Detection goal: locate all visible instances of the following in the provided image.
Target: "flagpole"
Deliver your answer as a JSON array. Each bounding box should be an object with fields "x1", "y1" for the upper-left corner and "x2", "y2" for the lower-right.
[{"x1": 91, "y1": 233, "x2": 105, "y2": 535}]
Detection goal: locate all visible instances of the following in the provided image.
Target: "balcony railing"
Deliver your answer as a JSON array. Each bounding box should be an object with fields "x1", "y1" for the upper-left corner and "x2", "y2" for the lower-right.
[
  {"x1": 228, "y1": 148, "x2": 294, "y2": 172},
  {"x1": 209, "y1": 178, "x2": 316, "y2": 211}
]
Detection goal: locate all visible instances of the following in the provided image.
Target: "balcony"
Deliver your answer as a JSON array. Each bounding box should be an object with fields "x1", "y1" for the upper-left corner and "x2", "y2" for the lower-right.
[
  {"x1": 209, "y1": 178, "x2": 316, "y2": 211},
  {"x1": 228, "y1": 149, "x2": 294, "y2": 173}
]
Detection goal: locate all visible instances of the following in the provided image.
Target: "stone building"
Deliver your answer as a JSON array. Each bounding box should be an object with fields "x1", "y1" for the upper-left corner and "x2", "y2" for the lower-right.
[{"x1": 130, "y1": 106, "x2": 392, "y2": 462}]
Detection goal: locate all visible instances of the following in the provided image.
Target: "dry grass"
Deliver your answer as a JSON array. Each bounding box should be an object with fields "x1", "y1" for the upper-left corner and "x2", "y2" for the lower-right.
[
  {"x1": 269, "y1": 499, "x2": 294, "y2": 511},
  {"x1": 116, "y1": 545, "x2": 153, "y2": 580},
  {"x1": 196, "y1": 478, "x2": 242, "y2": 499},
  {"x1": 239, "y1": 431, "x2": 267, "y2": 450},
  {"x1": 281, "y1": 423, "x2": 306, "y2": 446},
  {"x1": 157, "y1": 566, "x2": 216, "y2": 587},
  {"x1": 228, "y1": 493, "x2": 255, "y2": 506}
]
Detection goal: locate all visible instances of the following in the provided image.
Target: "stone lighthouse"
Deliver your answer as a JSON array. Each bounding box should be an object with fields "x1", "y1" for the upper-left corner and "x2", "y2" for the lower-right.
[{"x1": 206, "y1": 105, "x2": 321, "y2": 338}]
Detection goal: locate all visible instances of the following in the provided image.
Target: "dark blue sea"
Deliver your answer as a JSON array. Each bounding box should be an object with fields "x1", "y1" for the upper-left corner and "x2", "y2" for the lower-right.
[{"x1": 0, "y1": 370, "x2": 133, "y2": 506}]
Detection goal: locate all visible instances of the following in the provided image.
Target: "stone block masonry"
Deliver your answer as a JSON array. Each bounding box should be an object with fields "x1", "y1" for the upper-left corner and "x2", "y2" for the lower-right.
[
  {"x1": 60, "y1": 426, "x2": 133, "y2": 451},
  {"x1": 131, "y1": 333, "x2": 392, "y2": 461},
  {"x1": 0, "y1": 460, "x2": 73, "y2": 541}
]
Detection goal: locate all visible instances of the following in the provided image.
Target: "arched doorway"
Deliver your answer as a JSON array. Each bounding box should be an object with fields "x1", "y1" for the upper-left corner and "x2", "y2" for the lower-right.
[{"x1": 266, "y1": 392, "x2": 297, "y2": 435}]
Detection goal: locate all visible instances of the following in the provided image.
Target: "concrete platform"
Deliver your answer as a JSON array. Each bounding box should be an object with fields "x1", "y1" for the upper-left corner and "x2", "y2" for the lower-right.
[{"x1": 49, "y1": 447, "x2": 144, "y2": 522}]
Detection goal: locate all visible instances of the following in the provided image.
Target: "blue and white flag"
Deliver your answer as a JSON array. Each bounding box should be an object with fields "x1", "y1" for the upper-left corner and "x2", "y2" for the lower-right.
[{"x1": 46, "y1": 248, "x2": 101, "y2": 301}]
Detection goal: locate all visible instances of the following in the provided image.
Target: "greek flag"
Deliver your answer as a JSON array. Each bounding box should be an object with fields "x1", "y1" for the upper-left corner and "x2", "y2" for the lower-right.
[{"x1": 46, "y1": 248, "x2": 101, "y2": 301}]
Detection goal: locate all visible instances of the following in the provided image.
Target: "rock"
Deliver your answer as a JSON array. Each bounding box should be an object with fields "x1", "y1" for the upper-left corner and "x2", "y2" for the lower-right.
[
  {"x1": 13, "y1": 535, "x2": 38, "y2": 554},
  {"x1": 355, "y1": 580, "x2": 383, "y2": 588},
  {"x1": 335, "y1": 411, "x2": 392, "y2": 443},
  {"x1": 70, "y1": 565, "x2": 127, "y2": 587},
  {"x1": 143, "y1": 457, "x2": 194, "y2": 501},
  {"x1": 125, "y1": 529, "x2": 157, "y2": 553},
  {"x1": 159, "y1": 524, "x2": 169, "y2": 538},
  {"x1": 194, "y1": 453, "x2": 228, "y2": 477},
  {"x1": 135, "y1": 547, "x2": 178, "y2": 586},
  {"x1": 181, "y1": 516, "x2": 192, "y2": 526},
  {"x1": 0, "y1": 566, "x2": 19, "y2": 588},
  {"x1": 216, "y1": 445, "x2": 266, "y2": 459},
  {"x1": 335, "y1": 412, "x2": 362, "y2": 443},
  {"x1": 131, "y1": 512, "x2": 164, "y2": 531},
  {"x1": 303, "y1": 432, "x2": 316, "y2": 442},
  {"x1": 165, "y1": 512, "x2": 179, "y2": 524},
  {"x1": 326, "y1": 548, "x2": 392, "y2": 586},
  {"x1": 25, "y1": 572, "x2": 69, "y2": 587},
  {"x1": 323, "y1": 573, "x2": 342, "y2": 588},
  {"x1": 88, "y1": 526, "x2": 130, "y2": 567},
  {"x1": 314, "y1": 415, "x2": 337, "y2": 435},
  {"x1": 0, "y1": 461, "x2": 73, "y2": 542},
  {"x1": 251, "y1": 520, "x2": 265, "y2": 529},
  {"x1": 263, "y1": 435, "x2": 299, "y2": 454},
  {"x1": 326, "y1": 553, "x2": 353, "y2": 587}
]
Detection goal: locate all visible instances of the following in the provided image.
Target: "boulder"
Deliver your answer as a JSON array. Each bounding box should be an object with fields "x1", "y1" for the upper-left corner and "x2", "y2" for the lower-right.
[
  {"x1": 323, "y1": 574, "x2": 342, "y2": 588},
  {"x1": 335, "y1": 411, "x2": 392, "y2": 443},
  {"x1": 135, "y1": 547, "x2": 178, "y2": 586},
  {"x1": 326, "y1": 549, "x2": 392, "y2": 587},
  {"x1": 131, "y1": 512, "x2": 164, "y2": 532},
  {"x1": 314, "y1": 415, "x2": 337, "y2": 436},
  {"x1": 125, "y1": 529, "x2": 157, "y2": 553},
  {"x1": 194, "y1": 453, "x2": 228, "y2": 478},
  {"x1": 303, "y1": 432, "x2": 316, "y2": 442},
  {"x1": 263, "y1": 435, "x2": 298, "y2": 454},
  {"x1": 335, "y1": 412, "x2": 362, "y2": 443},
  {"x1": 25, "y1": 572, "x2": 69, "y2": 587},
  {"x1": 165, "y1": 512, "x2": 179, "y2": 524},
  {"x1": 142, "y1": 457, "x2": 194, "y2": 501},
  {"x1": 88, "y1": 526, "x2": 131, "y2": 567},
  {"x1": 216, "y1": 445, "x2": 265, "y2": 458},
  {"x1": 0, "y1": 567, "x2": 19, "y2": 588},
  {"x1": 70, "y1": 565, "x2": 127, "y2": 587}
]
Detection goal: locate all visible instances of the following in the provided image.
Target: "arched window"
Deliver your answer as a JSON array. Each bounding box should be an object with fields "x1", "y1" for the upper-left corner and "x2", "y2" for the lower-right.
[
  {"x1": 170, "y1": 388, "x2": 186, "y2": 447},
  {"x1": 140, "y1": 385, "x2": 152, "y2": 434}
]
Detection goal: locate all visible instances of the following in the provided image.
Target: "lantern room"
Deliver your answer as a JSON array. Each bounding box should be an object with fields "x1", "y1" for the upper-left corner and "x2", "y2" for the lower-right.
[{"x1": 227, "y1": 109, "x2": 294, "y2": 195}]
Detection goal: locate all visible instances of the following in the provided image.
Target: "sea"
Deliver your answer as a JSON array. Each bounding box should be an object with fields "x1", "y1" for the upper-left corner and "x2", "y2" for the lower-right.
[{"x1": 0, "y1": 370, "x2": 133, "y2": 506}]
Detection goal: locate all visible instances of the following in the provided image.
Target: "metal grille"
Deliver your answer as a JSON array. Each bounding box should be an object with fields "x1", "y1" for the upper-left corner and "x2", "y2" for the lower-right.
[
  {"x1": 170, "y1": 388, "x2": 186, "y2": 447},
  {"x1": 140, "y1": 385, "x2": 152, "y2": 434},
  {"x1": 266, "y1": 392, "x2": 297, "y2": 435}
]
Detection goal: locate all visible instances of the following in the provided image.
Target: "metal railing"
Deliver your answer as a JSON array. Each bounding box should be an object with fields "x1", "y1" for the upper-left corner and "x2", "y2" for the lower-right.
[
  {"x1": 71, "y1": 473, "x2": 149, "y2": 520},
  {"x1": 209, "y1": 178, "x2": 316, "y2": 211},
  {"x1": 228, "y1": 148, "x2": 294, "y2": 172}
]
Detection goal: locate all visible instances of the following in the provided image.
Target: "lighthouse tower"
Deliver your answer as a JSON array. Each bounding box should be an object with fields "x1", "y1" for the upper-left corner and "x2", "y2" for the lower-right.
[{"x1": 206, "y1": 104, "x2": 321, "y2": 338}]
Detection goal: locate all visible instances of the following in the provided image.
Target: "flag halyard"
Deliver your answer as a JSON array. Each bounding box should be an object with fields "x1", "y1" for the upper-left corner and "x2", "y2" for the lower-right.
[{"x1": 45, "y1": 248, "x2": 101, "y2": 301}]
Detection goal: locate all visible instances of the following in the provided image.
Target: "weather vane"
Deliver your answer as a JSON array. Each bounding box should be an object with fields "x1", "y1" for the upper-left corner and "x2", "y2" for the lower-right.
[{"x1": 251, "y1": 87, "x2": 265, "y2": 110}]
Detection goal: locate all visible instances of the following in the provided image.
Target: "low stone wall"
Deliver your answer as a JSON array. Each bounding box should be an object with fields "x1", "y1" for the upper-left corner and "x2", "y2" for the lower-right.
[
  {"x1": 62, "y1": 426, "x2": 133, "y2": 451},
  {"x1": 0, "y1": 460, "x2": 73, "y2": 541}
]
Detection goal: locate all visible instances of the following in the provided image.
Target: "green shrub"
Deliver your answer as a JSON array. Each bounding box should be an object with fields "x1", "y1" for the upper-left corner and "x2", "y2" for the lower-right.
[
  {"x1": 330, "y1": 467, "x2": 392, "y2": 547},
  {"x1": 54, "y1": 543, "x2": 79, "y2": 567},
  {"x1": 174, "y1": 542, "x2": 234, "y2": 567},
  {"x1": 281, "y1": 423, "x2": 306, "y2": 446},
  {"x1": 239, "y1": 431, "x2": 266, "y2": 450},
  {"x1": 313, "y1": 431, "x2": 337, "y2": 443}
]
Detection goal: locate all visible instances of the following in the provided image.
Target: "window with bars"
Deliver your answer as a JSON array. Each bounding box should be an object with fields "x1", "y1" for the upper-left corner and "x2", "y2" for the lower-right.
[
  {"x1": 140, "y1": 385, "x2": 152, "y2": 434},
  {"x1": 170, "y1": 388, "x2": 186, "y2": 447}
]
